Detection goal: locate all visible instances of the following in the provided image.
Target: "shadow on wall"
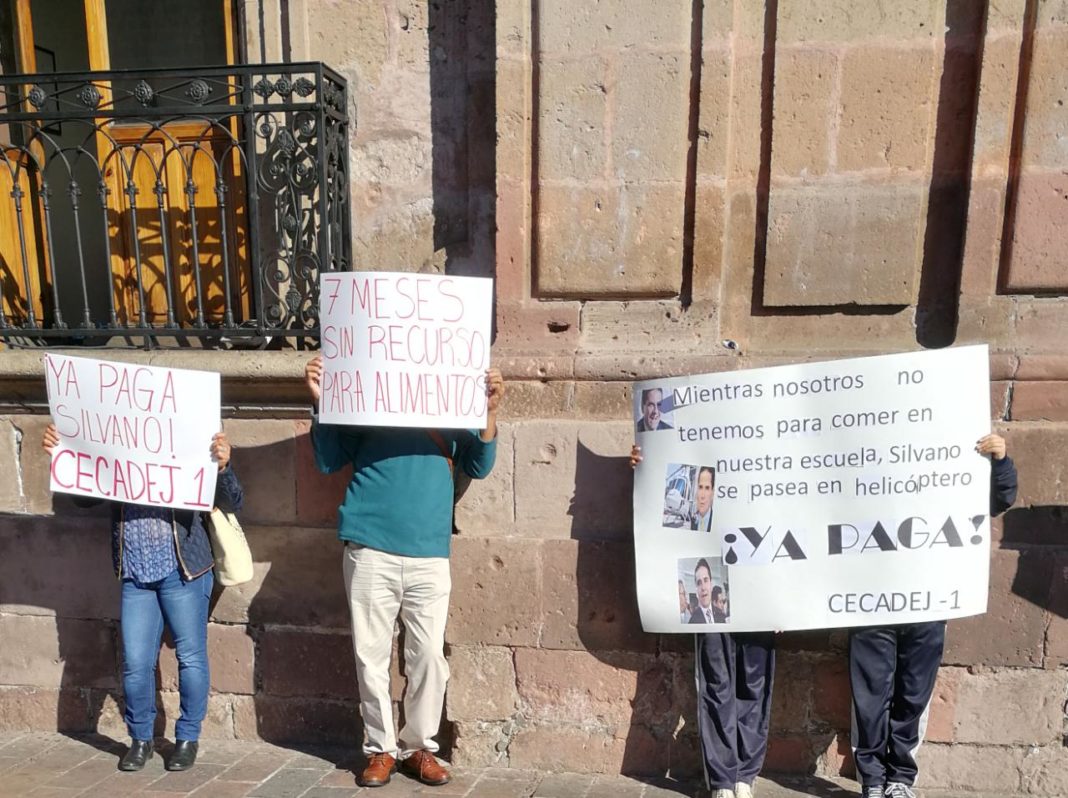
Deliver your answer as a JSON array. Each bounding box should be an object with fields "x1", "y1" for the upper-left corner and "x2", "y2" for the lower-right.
[
  {"x1": 429, "y1": 0, "x2": 496, "y2": 281},
  {"x1": 569, "y1": 441, "x2": 702, "y2": 785},
  {"x1": 748, "y1": 0, "x2": 986, "y2": 350},
  {"x1": 569, "y1": 442, "x2": 861, "y2": 785},
  {"x1": 1003, "y1": 506, "x2": 1068, "y2": 619}
]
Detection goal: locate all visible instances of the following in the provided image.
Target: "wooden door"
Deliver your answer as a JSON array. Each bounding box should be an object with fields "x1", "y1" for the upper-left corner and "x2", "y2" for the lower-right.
[{"x1": 2, "y1": 0, "x2": 248, "y2": 330}]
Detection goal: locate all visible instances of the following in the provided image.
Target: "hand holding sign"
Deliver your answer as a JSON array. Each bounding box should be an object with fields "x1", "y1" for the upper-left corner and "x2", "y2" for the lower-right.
[{"x1": 305, "y1": 355, "x2": 324, "y2": 403}]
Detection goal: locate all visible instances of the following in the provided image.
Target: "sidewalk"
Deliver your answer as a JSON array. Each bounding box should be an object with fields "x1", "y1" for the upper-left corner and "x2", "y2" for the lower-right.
[{"x1": 0, "y1": 733, "x2": 1005, "y2": 798}]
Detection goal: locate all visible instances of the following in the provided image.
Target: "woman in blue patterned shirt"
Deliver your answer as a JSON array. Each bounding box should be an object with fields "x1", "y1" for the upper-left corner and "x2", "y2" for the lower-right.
[{"x1": 42, "y1": 423, "x2": 243, "y2": 774}]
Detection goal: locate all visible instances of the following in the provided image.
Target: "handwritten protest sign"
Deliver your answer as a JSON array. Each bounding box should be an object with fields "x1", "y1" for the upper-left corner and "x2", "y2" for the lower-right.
[
  {"x1": 633, "y1": 345, "x2": 993, "y2": 633},
  {"x1": 318, "y1": 271, "x2": 493, "y2": 428},
  {"x1": 45, "y1": 354, "x2": 221, "y2": 509}
]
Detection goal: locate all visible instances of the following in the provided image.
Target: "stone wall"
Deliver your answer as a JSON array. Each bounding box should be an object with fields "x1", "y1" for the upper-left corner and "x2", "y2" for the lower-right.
[{"x1": 1, "y1": 1, "x2": 1068, "y2": 795}]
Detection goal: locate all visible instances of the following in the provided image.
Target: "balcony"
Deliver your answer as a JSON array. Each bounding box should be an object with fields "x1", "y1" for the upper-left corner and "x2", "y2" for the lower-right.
[{"x1": 0, "y1": 62, "x2": 350, "y2": 345}]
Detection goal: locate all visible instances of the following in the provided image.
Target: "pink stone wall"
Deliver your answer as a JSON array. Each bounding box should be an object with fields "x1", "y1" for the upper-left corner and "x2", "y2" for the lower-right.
[{"x1": 1, "y1": 0, "x2": 1068, "y2": 794}]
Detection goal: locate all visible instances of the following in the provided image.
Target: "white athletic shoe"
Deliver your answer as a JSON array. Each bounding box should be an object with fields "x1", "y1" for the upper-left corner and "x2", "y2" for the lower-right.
[
  {"x1": 863, "y1": 786, "x2": 885, "y2": 798},
  {"x1": 711, "y1": 790, "x2": 735, "y2": 798},
  {"x1": 735, "y1": 782, "x2": 754, "y2": 798},
  {"x1": 885, "y1": 783, "x2": 916, "y2": 798}
]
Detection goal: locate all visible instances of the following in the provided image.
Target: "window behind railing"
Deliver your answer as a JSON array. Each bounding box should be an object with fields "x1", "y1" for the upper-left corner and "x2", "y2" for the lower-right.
[{"x1": 0, "y1": 62, "x2": 351, "y2": 345}]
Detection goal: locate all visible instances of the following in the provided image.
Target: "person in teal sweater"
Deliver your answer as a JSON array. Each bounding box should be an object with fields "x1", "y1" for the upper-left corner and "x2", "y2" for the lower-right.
[{"x1": 304, "y1": 355, "x2": 504, "y2": 788}]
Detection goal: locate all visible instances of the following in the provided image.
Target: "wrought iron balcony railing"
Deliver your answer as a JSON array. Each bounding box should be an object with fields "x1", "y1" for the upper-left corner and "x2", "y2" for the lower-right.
[{"x1": 0, "y1": 62, "x2": 350, "y2": 344}]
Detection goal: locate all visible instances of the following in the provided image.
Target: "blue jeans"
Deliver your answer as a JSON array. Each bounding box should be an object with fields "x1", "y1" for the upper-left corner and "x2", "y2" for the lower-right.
[{"x1": 120, "y1": 569, "x2": 213, "y2": 741}]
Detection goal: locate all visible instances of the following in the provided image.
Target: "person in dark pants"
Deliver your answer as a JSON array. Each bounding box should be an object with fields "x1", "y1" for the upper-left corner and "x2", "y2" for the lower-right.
[
  {"x1": 42, "y1": 422, "x2": 243, "y2": 774},
  {"x1": 695, "y1": 631, "x2": 775, "y2": 798},
  {"x1": 632, "y1": 444, "x2": 771, "y2": 798},
  {"x1": 850, "y1": 433, "x2": 1018, "y2": 798}
]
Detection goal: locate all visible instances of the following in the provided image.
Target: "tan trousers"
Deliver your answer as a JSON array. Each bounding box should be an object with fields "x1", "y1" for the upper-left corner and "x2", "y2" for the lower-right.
[{"x1": 343, "y1": 543, "x2": 451, "y2": 758}]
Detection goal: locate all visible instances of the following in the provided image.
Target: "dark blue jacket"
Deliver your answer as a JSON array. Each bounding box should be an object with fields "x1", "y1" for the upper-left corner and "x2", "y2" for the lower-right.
[
  {"x1": 990, "y1": 456, "x2": 1018, "y2": 517},
  {"x1": 94, "y1": 466, "x2": 244, "y2": 581}
]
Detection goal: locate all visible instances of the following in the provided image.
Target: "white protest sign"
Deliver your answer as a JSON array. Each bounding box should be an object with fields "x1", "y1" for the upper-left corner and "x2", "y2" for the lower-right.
[
  {"x1": 318, "y1": 271, "x2": 493, "y2": 428},
  {"x1": 633, "y1": 345, "x2": 993, "y2": 633},
  {"x1": 45, "y1": 354, "x2": 221, "y2": 510}
]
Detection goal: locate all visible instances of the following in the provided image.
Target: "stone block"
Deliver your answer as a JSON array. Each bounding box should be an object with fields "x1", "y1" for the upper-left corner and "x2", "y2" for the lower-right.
[
  {"x1": 1001, "y1": 425, "x2": 1068, "y2": 506},
  {"x1": 776, "y1": 0, "x2": 940, "y2": 43},
  {"x1": 769, "y1": 653, "x2": 813, "y2": 733},
  {"x1": 0, "y1": 516, "x2": 119, "y2": 621},
  {"x1": 1014, "y1": 300, "x2": 1068, "y2": 351},
  {"x1": 1019, "y1": 28, "x2": 1068, "y2": 170},
  {"x1": 233, "y1": 694, "x2": 362, "y2": 746},
  {"x1": 209, "y1": 525, "x2": 349, "y2": 629},
  {"x1": 507, "y1": 724, "x2": 631, "y2": 773},
  {"x1": 448, "y1": 538, "x2": 542, "y2": 647},
  {"x1": 579, "y1": 300, "x2": 718, "y2": 353},
  {"x1": 514, "y1": 649, "x2": 650, "y2": 730},
  {"x1": 0, "y1": 419, "x2": 21, "y2": 513},
  {"x1": 12, "y1": 415, "x2": 55, "y2": 515},
  {"x1": 951, "y1": 668, "x2": 1065, "y2": 745},
  {"x1": 1019, "y1": 743, "x2": 1068, "y2": 797},
  {"x1": 259, "y1": 627, "x2": 359, "y2": 700},
  {"x1": 696, "y1": 47, "x2": 732, "y2": 178},
  {"x1": 991, "y1": 380, "x2": 1010, "y2": 420},
  {"x1": 770, "y1": 48, "x2": 836, "y2": 177},
  {"x1": 539, "y1": 540, "x2": 655, "y2": 653},
  {"x1": 971, "y1": 36, "x2": 1022, "y2": 170},
  {"x1": 915, "y1": 742, "x2": 1024, "y2": 793},
  {"x1": 537, "y1": 57, "x2": 609, "y2": 182},
  {"x1": 571, "y1": 382, "x2": 633, "y2": 421},
  {"x1": 450, "y1": 720, "x2": 514, "y2": 768},
  {"x1": 496, "y1": 61, "x2": 532, "y2": 185},
  {"x1": 498, "y1": 382, "x2": 574, "y2": 419},
  {"x1": 1016, "y1": 354, "x2": 1068, "y2": 381},
  {"x1": 446, "y1": 645, "x2": 519, "y2": 722},
  {"x1": 0, "y1": 615, "x2": 117, "y2": 689},
  {"x1": 0, "y1": 686, "x2": 95, "y2": 733},
  {"x1": 454, "y1": 425, "x2": 517, "y2": 536},
  {"x1": 494, "y1": 302, "x2": 582, "y2": 354},
  {"x1": 156, "y1": 692, "x2": 234, "y2": 739},
  {"x1": 612, "y1": 53, "x2": 689, "y2": 182},
  {"x1": 764, "y1": 183, "x2": 923, "y2": 306},
  {"x1": 1004, "y1": 171, "x2": 1068, "y2": 291},
  {"x1": 158, "y1": 623, "x2": 254, "y2": 695},
  {"x1": 923, "y1": 666, "x2": 962, "y2": 744},
  {"x1": 837, "y1": 46, "x2": 935, "y2": 172},
  {"x1": 537, "y1": 0, "x2": 691, "y2": 53},
  {"x1": 306, "y1": 0, "x2": 388, "y2": 88},
  {"x1": 943, "y1": 549, "x2": 1046, "y2": 667},
  {"x1": 574, "y1": 353, "x2": 737, "y2": 382},
  {"x1": 293, "y1": 419, "x2": 350, "y2": 528},
  {"x1": 691, "y1": 183, "x2": 726, "y2": 301},
  {"x1": 512, "y1": 420, "x2": 633, "y2": 540},
  {"x1": 810, "y1": 655, "x2": 850, "y2": 730},
  {"x1": 764, "y1": 732, "x2": 829, "y2": 774},
  {"x1": 224, "y1": 419, "x2": 297, "y2": 526},
  {"x1": 534, "y1": 183, "x2": 684, "y2": 297},
  {"x1": 1011, "y1": 381, "x2": 1068, "y2": 420},
  {"x1": 1044, "y1": 552, "x2": 1068, "y2": 667}
]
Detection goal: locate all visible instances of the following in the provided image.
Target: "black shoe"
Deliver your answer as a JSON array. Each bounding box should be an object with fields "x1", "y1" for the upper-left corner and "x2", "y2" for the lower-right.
[
  {"x1": 118, "y1": 739, "x2": 153, "y2": 771},
  {"x1": 166, "y1": 740, "x2": 198, "y2": 772}
]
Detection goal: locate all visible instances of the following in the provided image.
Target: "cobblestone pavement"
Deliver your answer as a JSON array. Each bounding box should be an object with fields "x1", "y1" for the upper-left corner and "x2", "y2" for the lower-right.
[{"x1": 0, "y1": 734, "x2": 1008, "y2": 798}]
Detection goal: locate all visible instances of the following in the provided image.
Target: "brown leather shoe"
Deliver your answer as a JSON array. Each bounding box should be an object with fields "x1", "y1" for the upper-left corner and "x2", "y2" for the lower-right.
[
  {"x1": 400, "y1": 749, "x2": 450, "y2": 785},
  {"x1": 358, "y1": 753, "x2": 396, "y2": 787}
]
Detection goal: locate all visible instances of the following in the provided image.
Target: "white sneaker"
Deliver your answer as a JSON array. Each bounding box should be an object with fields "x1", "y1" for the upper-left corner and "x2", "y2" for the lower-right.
[
  {"x1": 735, "y1": 783, "x2": 754, "y2": 798},
  {"x1": 885, "y1": 783, "x2": 916, "y2": 798},
  {"x1": 711, "y1": 790, "x2": 735, "y2": 798},
  {"x1": 863, "y1": 786, "x2": 885, "y2": 798}
]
